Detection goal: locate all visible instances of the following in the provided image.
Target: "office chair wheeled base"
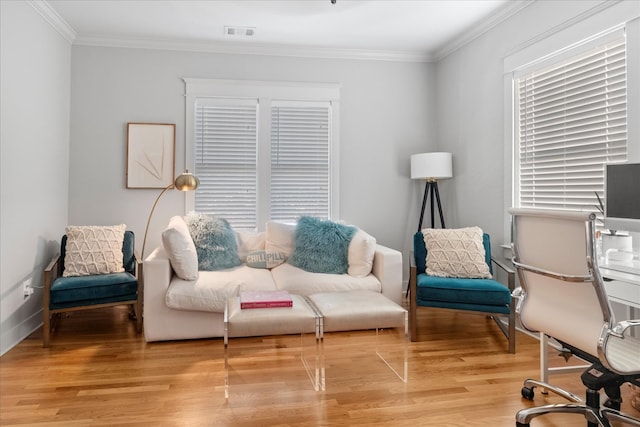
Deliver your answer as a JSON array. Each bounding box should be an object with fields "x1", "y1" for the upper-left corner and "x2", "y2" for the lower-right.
[
  {"x1": 517, "y1": 378, "x2": 640, "y2": 427},
  {"x1": 516, "y1": 404, "x2": 640, "y2": 427},
  {"x1": 516, "y1": 403, "x2": 606, "y2": 427},
  {"x1": 521, "y1": 378, "x2": 582, "y2": 403},
  {"x1": 601, "y1": 408, "x2": 640, "y2": 426}
]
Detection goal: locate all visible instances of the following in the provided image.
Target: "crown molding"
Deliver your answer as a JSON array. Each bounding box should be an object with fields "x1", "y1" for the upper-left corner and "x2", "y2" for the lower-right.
[
  {"x1": 502, "y1": 0, "x2": 629, "y2": 60},
  {"x1": 434, "y1": 0, "x2": 534, "y2": 61},
  {"x1": 42, "y1": 0, "x2": 539, "y2": 63},
  {"x1": 72, "y1": 35, "x2": 434, "y2": 63},
  {"x1": 28, "y1": 0, "x2": 76, "y2": 44}
]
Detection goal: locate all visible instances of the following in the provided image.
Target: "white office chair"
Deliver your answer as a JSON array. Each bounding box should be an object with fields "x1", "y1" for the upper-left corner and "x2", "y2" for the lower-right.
[{"x1": 509, "y1": 208, "x2": 640, "y2": 427}]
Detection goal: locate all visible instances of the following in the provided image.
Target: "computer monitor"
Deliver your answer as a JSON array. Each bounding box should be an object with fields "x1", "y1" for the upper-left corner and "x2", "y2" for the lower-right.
[{"x1": 604, "y1": 162, "x2": 640, "y2": 233}]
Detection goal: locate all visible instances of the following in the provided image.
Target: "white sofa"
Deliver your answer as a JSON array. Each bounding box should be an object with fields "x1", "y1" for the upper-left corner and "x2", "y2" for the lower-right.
[{"x1": 143, "y1": 218, "x2": 403, "y2": 342}]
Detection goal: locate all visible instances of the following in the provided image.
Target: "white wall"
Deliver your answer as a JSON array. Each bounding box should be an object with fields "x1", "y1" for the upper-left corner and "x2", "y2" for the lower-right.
[
  {"x1": 5, "y1": 0, "x2": 637, "y2": 353},
  {"x1": 435, "y1": 0, "x2": 640, "y2": 251},
  {"x1": 0, "y1": 1, "x2": 71, "y2": 355},
  {"x1": 68, "y1": 47, "x2": 436, "y2": 265}
]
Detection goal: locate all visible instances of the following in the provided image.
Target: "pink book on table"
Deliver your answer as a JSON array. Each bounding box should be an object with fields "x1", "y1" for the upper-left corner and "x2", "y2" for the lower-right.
[{"x1": 239, "y1": 290, "x2": 293, "y2": 309}]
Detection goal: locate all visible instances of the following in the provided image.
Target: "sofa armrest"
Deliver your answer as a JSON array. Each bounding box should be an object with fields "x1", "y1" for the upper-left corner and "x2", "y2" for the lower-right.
[
  {"x1": 371, "y1": 244, "x2": 403, "y2": 305},
  {"x1": 143, "y1": 246, "x2": 173, "y2": 301},
  {"x1": 142, "y1": 246, "x2": 174, "y2": 338}
]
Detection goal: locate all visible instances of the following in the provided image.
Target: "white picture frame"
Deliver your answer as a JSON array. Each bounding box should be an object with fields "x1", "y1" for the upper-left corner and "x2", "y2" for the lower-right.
[{"x1": 126, "y1": 123, "x2": 175, "y2": 189}]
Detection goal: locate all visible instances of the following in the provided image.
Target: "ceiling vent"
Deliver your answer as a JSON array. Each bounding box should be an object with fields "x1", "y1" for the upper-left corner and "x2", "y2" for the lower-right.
[{"x1": 225, "y1": 26, "x2": 256, "y2": 37}]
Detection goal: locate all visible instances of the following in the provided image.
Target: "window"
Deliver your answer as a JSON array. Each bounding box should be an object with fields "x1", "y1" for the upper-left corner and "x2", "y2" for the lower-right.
[
  {"x1": 514, "y1": 31, "x2": 627, "y2": 213},
  {"x1": 184, "y1": 79, "x2": 340, "y2": 231},
  {"x1": 270, "y1": 102, "x2": 331, "y2": 223},
  {"x1": 194, "y1": 99, "x2": 258, "y2": 229}
]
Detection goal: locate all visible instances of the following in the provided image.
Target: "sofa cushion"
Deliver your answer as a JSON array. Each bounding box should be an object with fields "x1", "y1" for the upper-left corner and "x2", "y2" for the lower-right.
[
  {"x1": 162, "y1": 216, "x2": 198, "y2": 280},
  {"x1": 165, "y1": 265, "x2": 277, "y2": 313},
  {"x1": 50, "y1": 272, "x2": 137, "y2": 310},
  {"x1": 415, "y1": 273, "x2": 511, "y2": 313},
  {"x1": 348, "y1": 229, "x2": 377, "y2": 277},
  {"x1": 423, "y1": 227, "x2": 492, "y2": 279},
  {"x1": 63, "y1": 224, "x2": 126, "y2": 277},
  {"x1": 265, "y1": 221, "x2": 295, "y2": 257},
  {"x1": 271, "y1": 263, "x2": 380, "y2": 296},
  {"x1": 185, "y1": 213, "x2": 241, "y2": 271},
  {"x1": 289, "y1": 216, "x2": 357, "y2": 274}
]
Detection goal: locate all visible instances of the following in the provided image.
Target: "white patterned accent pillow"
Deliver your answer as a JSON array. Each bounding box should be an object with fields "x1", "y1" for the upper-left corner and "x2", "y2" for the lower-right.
[
  {"x1": 63, "y1": 224, "x2": 126, "y2": 277},
  {"x1": 423, "y1": 226, "x2": 492, "y2": 279}
]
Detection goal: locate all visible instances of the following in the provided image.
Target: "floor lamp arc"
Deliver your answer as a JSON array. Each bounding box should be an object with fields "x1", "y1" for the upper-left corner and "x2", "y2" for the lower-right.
[
  {"x1": 411, "y1": 152, "x2": 453, "y2": 231},
  {"x1": 141, "y1": 170, "x2": 199, "y2": 259}
]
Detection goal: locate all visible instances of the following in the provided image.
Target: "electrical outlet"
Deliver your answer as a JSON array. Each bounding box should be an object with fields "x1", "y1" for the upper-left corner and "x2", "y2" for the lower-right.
[{"x1": 23, "y1": 278, "x2": 34, "y2": 298}]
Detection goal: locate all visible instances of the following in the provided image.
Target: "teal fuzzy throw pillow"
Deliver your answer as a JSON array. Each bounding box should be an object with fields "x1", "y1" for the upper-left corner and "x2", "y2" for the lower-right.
[
  {"x1": 289, "y1": 216, "x2": 356, "y2": 274},
  {"x1": 185, "y1": 213, "x2": 241, "y2": 271}
]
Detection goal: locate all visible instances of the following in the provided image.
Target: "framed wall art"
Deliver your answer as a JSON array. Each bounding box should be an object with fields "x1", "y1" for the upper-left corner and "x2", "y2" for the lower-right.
[{"x1": 126, "y1": 122, "x2": 176, "y2": 189}]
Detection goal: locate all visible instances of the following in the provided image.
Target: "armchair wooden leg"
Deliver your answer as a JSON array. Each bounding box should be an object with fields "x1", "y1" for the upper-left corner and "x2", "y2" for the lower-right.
[
  {"x1": 507, "y1": 290, "x2": 517, "y2": 354},
  {"x1": 409, "y1": 266, "x2": 418, "y2": 342},
  {"x1": 135, "y1": 300, "x2": 142, "y2": 334},
  {"x1": 43, "y1": 309, "x2": 50, "y2": 348},
  {"x1": 508, "y1": 310, "x2": 516, "y2": 354}
]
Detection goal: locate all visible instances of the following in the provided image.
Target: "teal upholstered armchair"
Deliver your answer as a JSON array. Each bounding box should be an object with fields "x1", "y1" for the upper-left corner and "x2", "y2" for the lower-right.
[
  {"x1": 42, "y1": 230, "x2": 142, "y2": 347},
  {"x1": 409, "y1": 230, "x2": 516, "y2": 353}
]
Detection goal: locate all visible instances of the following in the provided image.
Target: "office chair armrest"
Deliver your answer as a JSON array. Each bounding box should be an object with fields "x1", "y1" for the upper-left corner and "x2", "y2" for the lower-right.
[
  {"x1": 491, "y1": 256, "x2": 516, "y2": 291},
  {"x1": 610, "y1": 319, "x2": 640, "y2": 338}
]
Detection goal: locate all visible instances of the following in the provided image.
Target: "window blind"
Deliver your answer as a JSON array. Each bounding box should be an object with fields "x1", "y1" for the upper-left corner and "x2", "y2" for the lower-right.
[
  {"x1": 270, "y1": 103, "x2": 331, "y2": 223},
  {"x1": 516, "y1": 35, "x2": 627, "y2": 212},
  {"x1": 194, "y1": 100, "x2": 258, "y2": 229}
]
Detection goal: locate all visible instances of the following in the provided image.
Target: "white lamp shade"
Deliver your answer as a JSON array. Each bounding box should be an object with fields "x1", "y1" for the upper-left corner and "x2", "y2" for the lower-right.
[{"x1": 411, "y1": 152, "x2": 453, "y2": 180}]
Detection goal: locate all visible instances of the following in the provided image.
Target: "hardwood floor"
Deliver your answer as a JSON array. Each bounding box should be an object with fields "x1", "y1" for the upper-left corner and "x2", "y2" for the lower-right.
[{"x1": 1, "y1": 303, "x2": 638, "y2": 426}]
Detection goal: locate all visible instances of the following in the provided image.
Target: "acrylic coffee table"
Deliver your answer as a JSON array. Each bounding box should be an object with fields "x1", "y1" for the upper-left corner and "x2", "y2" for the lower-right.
[
  {"x1": 307, "y1": 290, "x2": 409, "y2": 383},
  {"x1": 223, "y1": 294, "x2": 323, "y2": 398}
]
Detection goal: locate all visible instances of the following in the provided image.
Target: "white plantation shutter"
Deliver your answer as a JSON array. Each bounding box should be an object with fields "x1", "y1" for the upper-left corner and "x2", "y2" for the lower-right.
[
  {"x1": 194, "y1": 99, "x2": 258, "y2": 229},
  {"x1": 515, "y1": 34, "x2": 627, "y2": 212},
  {"x1": 271, "y1": 103, "x2": 331, "y2": 223}
]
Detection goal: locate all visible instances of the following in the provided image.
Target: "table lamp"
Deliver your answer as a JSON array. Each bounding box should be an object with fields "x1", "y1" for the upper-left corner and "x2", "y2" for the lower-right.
[
  {"x1": 411, "y1": 152, "x2": 453, "y2": 230},
  {"x1": 141, "y1": 170, "x2": 199, "y2": 258}
]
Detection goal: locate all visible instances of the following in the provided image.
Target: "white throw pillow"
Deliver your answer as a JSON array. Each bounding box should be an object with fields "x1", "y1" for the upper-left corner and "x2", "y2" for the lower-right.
[
  {"x1": 236, "y1": 230, "x2": 266, "y2": 262},
  {"x1": 265, "y1": 221, "x2": 295, "y2": 258},
  {"x1": 348, "y1": 228, "x2": 377, "y2": 277},
  {"x1": 63, "y1": 224, "x2": 126, "y2": 277},
  {"x1": 423, "y1": 226, "x2": 492, "y2": 279},
  {"x1": 162, "y1": 216, "x2": 198, "y2": 280}
]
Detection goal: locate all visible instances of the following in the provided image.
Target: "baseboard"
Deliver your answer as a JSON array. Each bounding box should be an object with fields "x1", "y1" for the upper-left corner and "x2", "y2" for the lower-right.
[{"x1": 0, "y1": 309, "x2": 42, "y2": 356}]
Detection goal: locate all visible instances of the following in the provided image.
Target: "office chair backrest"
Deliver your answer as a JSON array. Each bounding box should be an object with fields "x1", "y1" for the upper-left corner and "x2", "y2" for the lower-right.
[
  {"x1": 509, "y1": 208, "x2": 614, "y2": 358},
  {"x1": 61, "y1": 230, "x2": 136, "y2": 275}
]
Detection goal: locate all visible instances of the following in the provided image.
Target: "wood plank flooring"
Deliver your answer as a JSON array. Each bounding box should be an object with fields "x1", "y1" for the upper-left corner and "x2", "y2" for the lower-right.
[{"x1": 1, "y1": 303, "x2": 638, "y2": 426}]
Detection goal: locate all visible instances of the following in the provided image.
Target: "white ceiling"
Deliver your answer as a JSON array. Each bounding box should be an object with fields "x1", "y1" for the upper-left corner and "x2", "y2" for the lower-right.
[{"x1": 45, "y1": 0, "x2": 530, "y2": 61}]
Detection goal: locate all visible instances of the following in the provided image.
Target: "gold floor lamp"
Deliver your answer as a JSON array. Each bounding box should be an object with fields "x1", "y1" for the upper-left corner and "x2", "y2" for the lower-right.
[{"x1": 141, "y1": 170, "x2": 199, "y2": 259}]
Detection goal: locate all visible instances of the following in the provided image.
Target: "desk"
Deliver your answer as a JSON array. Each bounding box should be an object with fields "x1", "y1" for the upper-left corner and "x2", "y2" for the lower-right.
[
  {"x1": 600, "y1": 260, "x2": 640, "y2": 310},
  {"x1": 537, "y1": 260, "x2": 639, "y2": 390}
]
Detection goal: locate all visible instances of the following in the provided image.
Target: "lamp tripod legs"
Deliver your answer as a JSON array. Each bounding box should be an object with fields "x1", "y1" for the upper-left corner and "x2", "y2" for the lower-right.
[
  {"x1": 431, "y1": 182, "x2": 445, "y2": 229},
  {"x1": 417, "y1": 181, "x2": 445, "y2": 231}
]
